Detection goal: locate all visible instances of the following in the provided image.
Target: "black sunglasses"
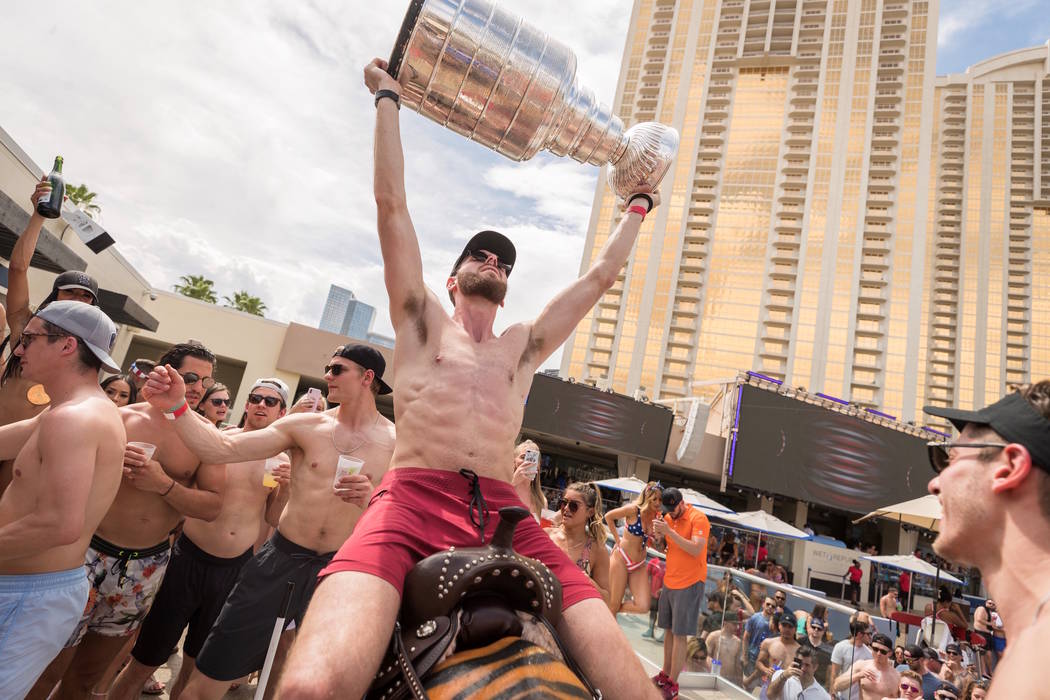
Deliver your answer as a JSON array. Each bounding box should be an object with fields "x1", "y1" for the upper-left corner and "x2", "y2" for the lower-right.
[
  {"x1": 466, "y1": 250, "x2": 512, "y2": 275},
  {"x1": 248, "y1": 393, "x2": 282, "y2": 408},
  {"x1": 872, "y1": 646, "x2": 891, "y2": 656},
  {"x1": 325, "y1": 363, "x2": 364, "y2": 377},
  {"x1": 208, "y1": 397, "x2": 231, "y2": 407},
  {"x1": 180, "y1": 371, "x2": 215, "y2": 389},
  {"x1": 16, "y1": 331, "x2": 69, "y2": 348},
  {"x1": 926, "y1": 441, "x2": 1009, "y2": 473}
]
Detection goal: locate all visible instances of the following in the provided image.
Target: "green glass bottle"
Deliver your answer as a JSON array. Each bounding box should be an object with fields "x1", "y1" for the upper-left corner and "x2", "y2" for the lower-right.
[{"x1": 36, "y1": 156, "x2": 65, "y2": 219}]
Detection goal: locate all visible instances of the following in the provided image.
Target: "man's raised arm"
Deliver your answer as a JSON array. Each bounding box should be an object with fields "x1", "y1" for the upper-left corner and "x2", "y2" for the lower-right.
[
  {"x1": 6, "y1": 178, "x2": 52, "y2": 343},
  {"x1": 363, "y1": 58, "x2": 426, "y2": 330},
  {"x1": 142, "y1": 366, "x2": 296, "y2": 464},
  {"x1": 526, "y1": 193, "x2": 658, "y2": 365}
]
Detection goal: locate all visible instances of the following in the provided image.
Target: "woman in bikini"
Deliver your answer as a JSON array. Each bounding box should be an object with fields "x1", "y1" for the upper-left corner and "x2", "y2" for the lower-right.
[
  {"x1": 604, "y1": 482, "x2": 662, "y2": 614},
  {"x1": 545, "y1": 482, "x2": 611, "y2": 605}
]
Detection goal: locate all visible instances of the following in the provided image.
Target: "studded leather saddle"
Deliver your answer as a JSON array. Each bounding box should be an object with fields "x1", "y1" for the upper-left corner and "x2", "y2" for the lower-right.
[{"x1": 367, "y1": 507, "x2": 601, "y2": 699}]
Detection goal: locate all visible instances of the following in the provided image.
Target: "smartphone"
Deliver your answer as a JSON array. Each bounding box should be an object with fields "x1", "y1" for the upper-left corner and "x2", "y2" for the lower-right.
[
  {"x1": 306, "y1": 387, "x2": 322, "y2": 409},
  {"x1": 523, "y1": 449, "x2": 539, "y2": 478}
]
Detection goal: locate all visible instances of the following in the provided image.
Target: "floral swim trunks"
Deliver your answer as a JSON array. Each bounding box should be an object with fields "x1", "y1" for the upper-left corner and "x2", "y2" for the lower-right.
[{"x1": 64, "y1": 535, "x2": 171, "y2": 647}]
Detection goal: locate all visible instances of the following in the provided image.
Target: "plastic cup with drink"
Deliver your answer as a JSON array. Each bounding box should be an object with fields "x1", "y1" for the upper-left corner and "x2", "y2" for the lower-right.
[
  {"x1": 333, "y1": 455, "x2": 364, "y2": 492},
  {"x1": 263, "y1": 457, "x2": 283, "y2": 489},
  {"x1": 128, "y1": 441, "x2": 157, "y2": 461}
]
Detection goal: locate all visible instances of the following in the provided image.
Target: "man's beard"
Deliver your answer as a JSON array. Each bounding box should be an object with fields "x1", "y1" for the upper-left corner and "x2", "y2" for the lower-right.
[{"x1": 456, "y1": 269, "x2": 507, "y2": 305}]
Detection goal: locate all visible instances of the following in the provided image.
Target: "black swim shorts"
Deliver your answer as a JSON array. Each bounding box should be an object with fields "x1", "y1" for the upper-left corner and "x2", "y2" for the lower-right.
[
  {"x1": 194, "y1": 531, "x2": 335, "y2": 682},
  {"x1": 131, "y1": 534, "x2": 252, "y2": 667}
]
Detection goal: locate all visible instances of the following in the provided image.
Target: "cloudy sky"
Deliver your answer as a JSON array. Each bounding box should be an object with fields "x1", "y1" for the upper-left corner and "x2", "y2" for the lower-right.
[{"x1": 1, "y1": 1, "x2": 1046, "y2": 369}]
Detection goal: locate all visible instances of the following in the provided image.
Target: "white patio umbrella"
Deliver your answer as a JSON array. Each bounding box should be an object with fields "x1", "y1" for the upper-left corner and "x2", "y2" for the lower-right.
[
  {"x1": 680, "y1": 487, "x2": 735, "y2": 515},
  {"x1": 854, "y1": 495, "x2": 942, "y2": 532},
  {"x1": 711, "y1": 510, "x2": 811, "y2": 566},
  {"x1": 593, "y1": 478, "x2": 736, "y2": 515},
  {"x1": 592, "y1": 476, "x2": 650, "y2": 494},
  {"x1": 854, "y1": 495, "x2": 947, "y2": 611},
  {"x1": 860, "y1": 554, "x2": 962, "y2": 584}
]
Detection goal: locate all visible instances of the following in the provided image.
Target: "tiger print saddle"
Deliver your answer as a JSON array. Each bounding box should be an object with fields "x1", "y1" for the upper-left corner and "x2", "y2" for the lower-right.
[{"x1": 367, "y1": 507, "x2": 601, "y2": 700}]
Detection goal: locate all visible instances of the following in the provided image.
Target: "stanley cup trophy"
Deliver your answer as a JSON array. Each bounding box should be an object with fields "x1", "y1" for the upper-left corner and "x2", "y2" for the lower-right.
[{"x1": 388, "y1": 0, "x2": 679, "y2": 199}]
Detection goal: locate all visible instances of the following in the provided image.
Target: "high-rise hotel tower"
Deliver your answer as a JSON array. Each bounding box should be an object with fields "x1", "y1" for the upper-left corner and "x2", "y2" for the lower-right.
[
  {"x1": 561, "y1": 0, "x2": 1050, "y2": 421},
  {"x1": 923, "y1": 45, "x2": 1050, "y2": 416}
]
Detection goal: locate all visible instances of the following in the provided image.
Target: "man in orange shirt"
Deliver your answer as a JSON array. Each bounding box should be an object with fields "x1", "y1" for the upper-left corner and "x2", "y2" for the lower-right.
[{"x1": 651, "y1": 487, "x2": 710, "y2": 700}]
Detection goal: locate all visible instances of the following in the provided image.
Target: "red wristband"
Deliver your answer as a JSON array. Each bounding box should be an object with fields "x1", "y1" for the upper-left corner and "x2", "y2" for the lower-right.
[
  {"x1": 628, "y1": 205, "x2": 648, "y2": 219},
  {"x1": 164, "y1": 400, "x2": 190, "y2": 421}
]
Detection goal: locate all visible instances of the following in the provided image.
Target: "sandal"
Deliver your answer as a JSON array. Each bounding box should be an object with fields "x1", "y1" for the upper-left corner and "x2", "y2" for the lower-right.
[{"x1": 142, "y1": 674, "x2": 165, "y2": 695}]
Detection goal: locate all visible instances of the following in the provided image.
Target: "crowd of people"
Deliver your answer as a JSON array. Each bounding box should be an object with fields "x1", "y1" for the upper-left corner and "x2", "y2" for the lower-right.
[{"x1": 0, "y1": 56, "x2": 1048, "y2": 700}]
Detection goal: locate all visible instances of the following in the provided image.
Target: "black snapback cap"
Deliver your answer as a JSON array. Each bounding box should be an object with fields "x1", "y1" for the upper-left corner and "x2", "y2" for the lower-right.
[
  {"x1": 924, "y1": 392, "x2": 1050, "y2": 473},
  {"x1": 448, "y1": 230, "x2": 516, "y2": 304},
  {"x1": 333, "y1": 344, "x2": 392, "y2": 395}
]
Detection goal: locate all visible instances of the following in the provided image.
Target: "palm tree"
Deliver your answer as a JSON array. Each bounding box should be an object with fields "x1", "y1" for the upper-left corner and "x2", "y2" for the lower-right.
[
  {"x1": 223, "y1": 290, "x2": 267, "y2": 317},
  {"x1": 173, "y1": 274, "x2": 218, "y2": 304},
  {"x1": 65, "y1": 183, "x2": 101, "y2": 219}
]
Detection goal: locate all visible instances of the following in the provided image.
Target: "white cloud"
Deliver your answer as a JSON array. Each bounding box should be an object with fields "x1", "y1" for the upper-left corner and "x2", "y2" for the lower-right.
[
  {"x1": 0, "y1": 0, "x2": 633, "y2": 369},
  {"x1": 938, "y1": 0, "x2": 1039, "y2": 51}
]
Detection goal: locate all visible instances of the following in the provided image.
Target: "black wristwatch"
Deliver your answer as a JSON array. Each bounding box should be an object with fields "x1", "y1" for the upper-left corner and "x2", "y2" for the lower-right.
[{"x1": 375, "y1": 89, "x2": 401, "y2": 110}]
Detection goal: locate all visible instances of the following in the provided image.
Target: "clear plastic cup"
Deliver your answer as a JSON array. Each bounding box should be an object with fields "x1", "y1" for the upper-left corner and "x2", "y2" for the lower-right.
[
  {"x1": 333, "y1": 455, "x2": 364, "y2": 491},
  {"x1": 128, "y1": 441, "x2": 157, "y2": 461},
  {"x1": 263, "y1": 457, "x2": 282, "y2": 488}
]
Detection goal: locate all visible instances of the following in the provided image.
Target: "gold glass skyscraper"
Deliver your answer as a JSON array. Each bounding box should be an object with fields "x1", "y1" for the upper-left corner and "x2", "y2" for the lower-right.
[{"x1": 563, "y1": 0, "x2": 1050, "y2": 422}]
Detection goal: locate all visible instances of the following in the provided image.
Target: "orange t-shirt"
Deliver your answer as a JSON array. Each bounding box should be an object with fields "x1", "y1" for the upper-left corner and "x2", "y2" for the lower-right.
[{"x1": 663, "y1": 504, "x2": 710, "y2": 590}]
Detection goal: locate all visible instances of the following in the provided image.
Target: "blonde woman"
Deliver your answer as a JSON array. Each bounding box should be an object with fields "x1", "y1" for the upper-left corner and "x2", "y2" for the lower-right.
[
  {"x1": 605, "y1": 482, "x2": 662, "y2": 614},
  {"x1": 511, "y1": 439, "x2": 547, "y2": 521},
  {"x1": 545, "y1": 482, "x2": 611, "y2": 604}
]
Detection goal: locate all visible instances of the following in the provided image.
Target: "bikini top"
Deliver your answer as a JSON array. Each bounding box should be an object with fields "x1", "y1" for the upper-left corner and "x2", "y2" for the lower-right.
[
  {"x1": 625, "y1": 507, "x2": 649, "y2": 544},
  {"x1": 575, "y1": 539, "x2": 593, "y2": 577}
]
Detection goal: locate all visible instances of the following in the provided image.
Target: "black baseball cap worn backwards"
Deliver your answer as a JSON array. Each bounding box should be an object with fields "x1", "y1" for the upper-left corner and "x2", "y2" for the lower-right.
[
  {"x1": 333, "y1": 344, "x2": 392, "y2": 395},
  {"x1": 448, "y1": 230, "x2": 516, "y2": 304},
  {"x1": 924, "y1": 392, "x2": 1050, "y2": 473}
]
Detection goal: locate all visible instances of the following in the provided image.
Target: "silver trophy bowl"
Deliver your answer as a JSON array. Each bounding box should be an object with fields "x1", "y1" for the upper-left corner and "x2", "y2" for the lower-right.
[{"x1": 388, "y1": 0, "x2": 678, "y2": 198}]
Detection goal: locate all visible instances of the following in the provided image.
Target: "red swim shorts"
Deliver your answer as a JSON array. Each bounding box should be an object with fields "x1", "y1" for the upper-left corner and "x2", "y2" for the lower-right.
[{"x1": 320, "y1": 467, "x2": 600, "y2": 610}]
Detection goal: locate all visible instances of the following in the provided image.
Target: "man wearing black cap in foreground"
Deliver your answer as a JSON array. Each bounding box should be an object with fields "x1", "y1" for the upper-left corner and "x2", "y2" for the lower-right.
[
  {"x1": 274, "y1": 58, "x2": 665, "y2": 700},
  {"x1": 923, "y1": 382, "x2": 1050, "y2": 699},
  {"x1": 140, "y1": 344, "x2": 395, "y2": 698}
]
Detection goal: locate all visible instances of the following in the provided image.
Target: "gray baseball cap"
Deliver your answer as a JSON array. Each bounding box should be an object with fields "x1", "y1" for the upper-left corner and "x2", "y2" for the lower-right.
[
  {"x1": 34, "y1": 300, "x2": 120, "y2": 373},
  {"x1": 250, "y1": 377, "x2": 290, "y2": 406}
]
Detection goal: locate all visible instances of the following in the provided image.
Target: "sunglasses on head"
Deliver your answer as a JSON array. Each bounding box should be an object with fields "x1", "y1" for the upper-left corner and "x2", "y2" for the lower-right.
[
  {"x1": 180, "y1": 371, "x2": 215, "y2": 389},
  {"x1": 466, "y1": 250, "x2": 512, "y2": 275},
  {"x1": 208, "y1": 397, "x2": 230, "y2": 407},
  {"x1": 248, "y1": 394, "x2": 282, "y2": 407}
]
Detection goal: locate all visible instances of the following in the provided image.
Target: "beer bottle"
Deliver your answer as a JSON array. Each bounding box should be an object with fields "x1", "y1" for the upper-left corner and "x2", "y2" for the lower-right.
[{"x1": 36, "y1": 156, "x2": 65, "y2": 219}]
